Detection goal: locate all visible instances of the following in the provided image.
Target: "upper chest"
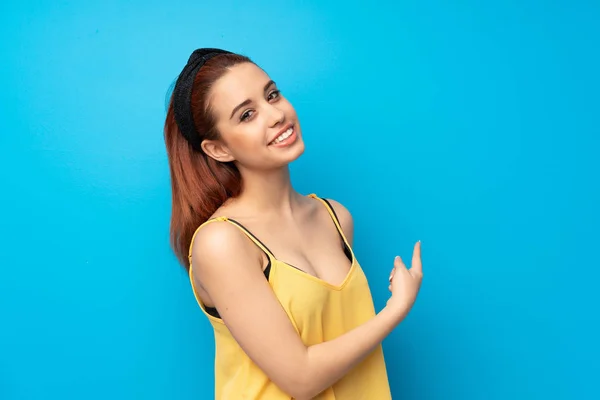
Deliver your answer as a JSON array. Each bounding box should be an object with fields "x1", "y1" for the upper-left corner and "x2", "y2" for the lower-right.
[{"x1": 252, "y1": 216, "x2": 353, "y2": 287}]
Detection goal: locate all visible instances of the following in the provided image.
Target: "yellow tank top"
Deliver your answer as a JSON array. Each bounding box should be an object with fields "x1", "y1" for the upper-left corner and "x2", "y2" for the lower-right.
[{"x1": 188, "y1": 194, "x2": 392, "y2": 399}]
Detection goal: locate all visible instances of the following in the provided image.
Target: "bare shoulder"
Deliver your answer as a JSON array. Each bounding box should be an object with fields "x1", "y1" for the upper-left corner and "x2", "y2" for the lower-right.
[
  {"x1": 323, "y1": 198, "x2": 354, "y2": 245},
  {"x1": 190, "y1": 220, "x2": 262, "y2": 281}
]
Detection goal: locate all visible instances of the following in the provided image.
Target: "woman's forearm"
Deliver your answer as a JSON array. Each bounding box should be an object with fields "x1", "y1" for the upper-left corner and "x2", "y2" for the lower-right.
[{"x1": 295, "y1": 306, "x2": 404, "y2": 399}]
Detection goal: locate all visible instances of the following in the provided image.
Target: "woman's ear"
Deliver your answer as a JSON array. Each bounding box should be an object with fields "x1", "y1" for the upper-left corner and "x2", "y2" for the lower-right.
[{"x1": 201, "y1": 139, "x2": 235, "y2": 162}]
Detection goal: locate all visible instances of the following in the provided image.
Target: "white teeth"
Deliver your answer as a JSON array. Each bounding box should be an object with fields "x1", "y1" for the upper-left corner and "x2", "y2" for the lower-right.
[{"x1": 272, "y1": 127, "x2": 293, "y2": 144}]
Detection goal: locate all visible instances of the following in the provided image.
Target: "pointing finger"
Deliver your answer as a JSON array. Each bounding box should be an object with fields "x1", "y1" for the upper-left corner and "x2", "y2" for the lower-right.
[{"x1": 411, "y1": 241, "x2": 422, "y2": 274}]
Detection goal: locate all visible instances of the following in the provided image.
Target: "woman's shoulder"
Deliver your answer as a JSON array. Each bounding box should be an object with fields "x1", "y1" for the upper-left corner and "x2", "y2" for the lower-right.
[
  {"x1": 314, "y1": 196, "x2": 354, "y2": 245},
  {"x1": 189, "y1": 218, "x2": 262, "y2": 275}
]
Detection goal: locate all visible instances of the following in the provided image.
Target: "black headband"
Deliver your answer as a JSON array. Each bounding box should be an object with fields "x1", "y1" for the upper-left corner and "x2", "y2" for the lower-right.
[{"x1": 172, "y1": 48, "x2": 233, "y2": 151}]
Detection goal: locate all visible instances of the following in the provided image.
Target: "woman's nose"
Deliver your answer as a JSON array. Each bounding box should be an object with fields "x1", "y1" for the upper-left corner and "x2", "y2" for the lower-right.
[{"x1": 266, "y1": 104, "x2": 285, "y2": 127}]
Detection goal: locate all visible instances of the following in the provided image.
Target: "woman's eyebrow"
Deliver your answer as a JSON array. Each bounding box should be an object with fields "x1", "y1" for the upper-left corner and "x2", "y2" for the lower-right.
[{"x1": 229, "y1": 80, "x2": 277, "y2": 119}]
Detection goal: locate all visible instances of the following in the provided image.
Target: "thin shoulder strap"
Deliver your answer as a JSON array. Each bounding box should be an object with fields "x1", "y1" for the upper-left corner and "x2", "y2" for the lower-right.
[
  {"x1": 308, "y1": 193, "x2": 352, "y2": 248},
  {"x1": 222, "y1": 217, "x2": 277, "y2": 259},
  {"x1": 188, "y1": 216, "x2": 276, "y2": 269}
]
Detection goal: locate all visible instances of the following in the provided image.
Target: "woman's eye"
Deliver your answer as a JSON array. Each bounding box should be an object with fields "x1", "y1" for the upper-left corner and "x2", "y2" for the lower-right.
[
  {"x1": 268, "y1": 90, "x2": 281, "y2": 101},
  {"x1": 240, "y1": 91, "x2": 280, "y2": 121},
  {"x1": 240, "y1": 110, "x2": 254, "y2": 121}
]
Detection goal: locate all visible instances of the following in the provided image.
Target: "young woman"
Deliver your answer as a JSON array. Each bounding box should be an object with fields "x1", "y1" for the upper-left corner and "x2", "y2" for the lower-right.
[{"x1": 164, "y1": 48, "x2": 423, "y2": 400}]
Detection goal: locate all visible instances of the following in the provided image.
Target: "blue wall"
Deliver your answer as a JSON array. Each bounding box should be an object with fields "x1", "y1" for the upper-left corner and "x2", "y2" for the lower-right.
[{"x1": 1, "y1": 1, "x2": 598, "y2": 399}]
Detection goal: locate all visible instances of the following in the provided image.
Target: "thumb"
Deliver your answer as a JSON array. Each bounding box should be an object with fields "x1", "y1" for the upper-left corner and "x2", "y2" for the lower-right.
[{"x1": 394, "y1": 255, "x2": 407, "y2": 270}]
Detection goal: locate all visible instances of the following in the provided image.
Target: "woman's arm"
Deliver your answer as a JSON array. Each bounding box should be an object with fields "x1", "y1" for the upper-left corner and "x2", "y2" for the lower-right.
[{"x1": 191, "y1": 221, "x2": 422, "y2": 399}]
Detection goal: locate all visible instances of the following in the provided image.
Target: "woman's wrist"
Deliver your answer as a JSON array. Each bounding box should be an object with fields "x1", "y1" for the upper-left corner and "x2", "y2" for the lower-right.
[{"x1": 380, "y1": 302, "x2": 408, "y2": 328}]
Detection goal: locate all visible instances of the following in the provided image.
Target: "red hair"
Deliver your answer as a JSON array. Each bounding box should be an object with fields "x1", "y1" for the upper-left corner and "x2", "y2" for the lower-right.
[{"x1": 164, "y1": 53, "x2": 252, "y2": 269}]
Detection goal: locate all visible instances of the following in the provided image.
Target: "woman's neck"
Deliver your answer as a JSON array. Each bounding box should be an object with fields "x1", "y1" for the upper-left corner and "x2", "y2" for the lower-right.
[{"x1": 234, "y1": 165, "x2": 303, "y2": 217}]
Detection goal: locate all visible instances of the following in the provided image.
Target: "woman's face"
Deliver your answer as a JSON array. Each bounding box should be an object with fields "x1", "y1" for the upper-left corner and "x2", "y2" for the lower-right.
[{"x1": 202, "y1": 62, "x2": 304, "y2": 171}]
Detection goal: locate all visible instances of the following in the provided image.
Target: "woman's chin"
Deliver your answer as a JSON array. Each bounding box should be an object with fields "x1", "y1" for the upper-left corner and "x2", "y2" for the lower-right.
[{"x1": 286, "y1": 139, "x2": 305, "y2": 163}]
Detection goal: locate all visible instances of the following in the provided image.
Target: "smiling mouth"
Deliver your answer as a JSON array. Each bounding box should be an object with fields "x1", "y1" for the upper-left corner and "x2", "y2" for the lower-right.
[{"x1": 269, "y1": 126, "x2": 294, "y2": 145}]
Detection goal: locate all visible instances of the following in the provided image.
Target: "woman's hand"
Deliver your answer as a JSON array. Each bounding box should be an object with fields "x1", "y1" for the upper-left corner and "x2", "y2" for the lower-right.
[{"x1": 386, "y1": 241, "x2": 423, "y2": 318}]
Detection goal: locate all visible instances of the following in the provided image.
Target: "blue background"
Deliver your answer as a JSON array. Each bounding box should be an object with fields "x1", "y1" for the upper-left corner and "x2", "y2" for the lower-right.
[{"x1": 1, "y1": 1, "x2": 598, "y2": 399}]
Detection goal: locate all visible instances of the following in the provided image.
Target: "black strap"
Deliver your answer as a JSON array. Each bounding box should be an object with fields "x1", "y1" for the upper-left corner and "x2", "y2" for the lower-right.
[{"x1": 319, "y1": 198, "x2": 353, "y2": 261}]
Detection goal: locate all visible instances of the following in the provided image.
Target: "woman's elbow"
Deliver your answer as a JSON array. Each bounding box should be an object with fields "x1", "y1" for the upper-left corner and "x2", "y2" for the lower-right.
[
  {"x1": 277, "y1": 372, "x2": 323, "y2": 400},
  {"x1": 286, "y1": 385, "x2": 320, "y2": 400}
]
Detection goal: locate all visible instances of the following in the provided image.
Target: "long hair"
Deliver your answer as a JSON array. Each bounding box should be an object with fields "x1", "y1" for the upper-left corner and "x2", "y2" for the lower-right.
[{"x1": 164, "y1": 53, "x2": 252, "y2": 269}]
